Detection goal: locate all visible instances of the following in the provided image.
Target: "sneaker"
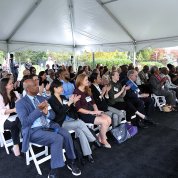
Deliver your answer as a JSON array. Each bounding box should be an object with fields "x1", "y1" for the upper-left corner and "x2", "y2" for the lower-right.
[{"x1": 67, "y1": 161, "x2": 81, "y2": 176}]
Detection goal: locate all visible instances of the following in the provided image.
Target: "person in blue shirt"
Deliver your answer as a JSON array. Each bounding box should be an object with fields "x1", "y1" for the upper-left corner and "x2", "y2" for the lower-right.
[{"x1": 60, "y1": 70, "x2": 75, "y2": 99}]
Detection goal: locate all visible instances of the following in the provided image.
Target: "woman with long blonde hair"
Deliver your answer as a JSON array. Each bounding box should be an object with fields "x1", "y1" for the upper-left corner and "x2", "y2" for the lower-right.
[{"x1": 74, "y1": 74, "x2": 111, "y2": 148}]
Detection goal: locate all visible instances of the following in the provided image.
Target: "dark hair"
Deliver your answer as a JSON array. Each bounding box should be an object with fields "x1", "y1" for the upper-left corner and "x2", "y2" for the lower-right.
[
  {"x1": 77, "y1": 69, "x2": 85, "y2": 75},
  {"x1": 143, "y1": 65, "x2": 149, "y2": 72},
  {"x1": 50, "y1": 79, "x2": 63, "y2": 95},
  {"x1": 38, "y1": 71, "x2": 45, "y2": 78},
  {"x1": 77, "y1": 66, "x2": 82, "y2": 72},
  {"x1": 167, "y1": 63, "x2": 173, "y2": 70},
  {"x1": 38, "y1": 71, "x2": 47, "y2": 86},
  {"x1": 0, "y1": 78, "x2": 17, "y2": 105},
  {"x1": 30, "y1": 66, "x2": 36, "y2": 74},
  {"x1": 103, "y1": 67, "x2": 108, "y2": 75},
  {"x1": 89, "y1": 72, "x2": 99, "y2": 83},
  {"x1": 10, "y1": 54, "x2": 14, "y2": 58},
  {"x1": 55, "y1": 69, "x2": 63, "y2": 79},
  {"x1": 68, "y1": 66, "x2": 73, "y2": 73}
]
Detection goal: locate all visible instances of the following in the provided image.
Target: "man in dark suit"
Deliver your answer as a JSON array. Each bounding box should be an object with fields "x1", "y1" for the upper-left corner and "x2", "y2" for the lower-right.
[
  {"x1": 16, "y1": 79, "x2": 81, "y2": 178},
  {"x1": 124, "y1": 70, "x2": 155, "y2": 126}
]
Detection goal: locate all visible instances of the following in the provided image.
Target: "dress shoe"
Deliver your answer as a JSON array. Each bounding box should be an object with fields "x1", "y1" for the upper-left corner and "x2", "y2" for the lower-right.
[
  {"x1": 102, "y1": 143, "x2": 111, "y2": 148},
  {"x1": 93, "y1": 140, "x2": 102, "y2": 148},
  {"x1": 79, "y1": 157, "x2": 85, "y2": 166},
  {"x1": 137, "y1": 120, "x2": 148, "y2": 129},
  {"x1": 11, "y1": 148, "x2": 22, "y2": 158},
  {"x1": 87, "y1": 155, "x2": 94, "y2": 164}
]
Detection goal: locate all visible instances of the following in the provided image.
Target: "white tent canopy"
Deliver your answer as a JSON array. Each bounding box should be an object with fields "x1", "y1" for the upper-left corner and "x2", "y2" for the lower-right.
[{"x1": 0, "y1": 0, "x2": 178, "y2": 53}]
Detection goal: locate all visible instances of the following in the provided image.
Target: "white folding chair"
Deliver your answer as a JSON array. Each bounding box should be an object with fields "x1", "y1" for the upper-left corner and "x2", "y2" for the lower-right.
[
  {"x1": 151, "y1": 94, "x2": 166, "y2": 111},
  {"x1": 26, "y1": 130, "x2": 75, "y2": 175},
  {"x1": 0, "y1": 130, "x2": 14, "y2": 154},
  {"x1": 26, "y1": 143, "x2": 51, "y2": 175}
]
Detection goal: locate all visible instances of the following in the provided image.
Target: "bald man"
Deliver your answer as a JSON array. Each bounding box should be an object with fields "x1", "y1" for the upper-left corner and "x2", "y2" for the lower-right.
[{"x1": 16, "y1": 79, "x2": 81, "y2": 178}]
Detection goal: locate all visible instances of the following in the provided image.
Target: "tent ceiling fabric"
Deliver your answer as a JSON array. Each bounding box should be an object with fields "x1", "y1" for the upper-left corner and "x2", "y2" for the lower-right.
[{"x1": 0, "y1": 0, "x2": 178, "y2": 52}]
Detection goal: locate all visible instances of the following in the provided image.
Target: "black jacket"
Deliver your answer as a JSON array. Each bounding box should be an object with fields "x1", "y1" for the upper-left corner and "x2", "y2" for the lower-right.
[
  {"x1": 48, "y1": 95, "x2": 78, "y2": 126},
  {"x1": 90, "y1": 84, "x2": 108, "y2": 112}
]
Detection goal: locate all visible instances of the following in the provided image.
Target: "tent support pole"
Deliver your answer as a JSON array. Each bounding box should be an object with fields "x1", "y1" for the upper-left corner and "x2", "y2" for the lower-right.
[
  {"x1": 73, "y1": 48, "x2": 77, "y2": 72},
  {"x1": 68, "y1": 0, "x2": 76, "y2": 48},
  {"x1": 92, "y1": 52, "x2": 95, "y2": 69},
  {"x1": 6, "y1": 43, "x2": 10, "y2": 73},
  {"x1": 133, "y1": 41, "x2": 137, "y2": 67}
]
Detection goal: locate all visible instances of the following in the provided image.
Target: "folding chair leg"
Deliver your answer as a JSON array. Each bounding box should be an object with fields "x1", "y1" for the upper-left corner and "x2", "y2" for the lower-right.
[
  {"x1": 45, "y1": 146, "x2": 48, "y2": 156},
  {"x1": 29, "y1": 144, "x2": 42, "y2": 175},
  {"x1": 63, "y1": 149, "x2": 66, "y2": 162},
  {"x1": 26, "y1": 150, "x2": 30, "y2": 165},
  {"x1": 0, "y1": 132, "x2": 10, "y2": 154}
]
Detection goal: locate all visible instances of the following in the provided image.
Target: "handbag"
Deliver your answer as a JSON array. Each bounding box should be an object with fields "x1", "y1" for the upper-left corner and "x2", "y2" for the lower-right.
[
  {"x1": 110, "y1": 123, "x2": 131, "y2": 144},
  {"x1": 126, "y1": 123, "x2": 138, "y2": 137}
]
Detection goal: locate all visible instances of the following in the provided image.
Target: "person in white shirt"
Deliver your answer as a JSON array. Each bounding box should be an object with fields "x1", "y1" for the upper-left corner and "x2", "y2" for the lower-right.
[{"x1": 160, "y1": 67, "x2": 178, "y2": 99}]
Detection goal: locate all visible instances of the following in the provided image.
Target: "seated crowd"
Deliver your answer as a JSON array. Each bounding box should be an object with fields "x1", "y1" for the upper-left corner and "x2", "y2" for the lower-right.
[{"x1": 1, "y1": 62, "x2": 178, "y2": 178}]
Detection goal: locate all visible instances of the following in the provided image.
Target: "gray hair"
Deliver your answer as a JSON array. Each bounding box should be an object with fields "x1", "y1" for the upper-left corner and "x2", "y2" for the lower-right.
[
  {"x1": 127, "y1": 69, "x2": 136, "y2": 78},
  {"x1": 150, "y1": 66, "x2": 158, "y2": 74}
]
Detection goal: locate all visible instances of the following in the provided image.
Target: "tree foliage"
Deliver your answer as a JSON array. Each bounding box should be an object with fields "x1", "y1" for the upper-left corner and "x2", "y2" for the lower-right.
[
  {"x1": 0, "y1": 47, "x2": 169, "y2": 71},
  {"x1": 0, "y1": 51, "x2": 5, "y2": 64},
  {"x1": 15, "y1": 50, "x2": 47, "y2": 64},
  {"x1": 136, "y1": 48, "x2": 154, "y2": 61},
  {"x1": 77, "y1": 50, "x2": 131, "y2": 68}
]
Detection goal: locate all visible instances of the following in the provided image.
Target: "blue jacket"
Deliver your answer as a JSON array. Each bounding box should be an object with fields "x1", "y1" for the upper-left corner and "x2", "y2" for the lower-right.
[{"x1": 15, "y1": 95, "x2": 55, "y2": 152}]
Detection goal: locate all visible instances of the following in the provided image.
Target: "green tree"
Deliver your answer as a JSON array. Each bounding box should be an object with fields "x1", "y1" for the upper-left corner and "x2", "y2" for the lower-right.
[
  {"x1": 47, "y1": 51, "x2": 72, "y2": 63},
  {"x1": 15, "y1": 50, "x2": 47, "y2": 64},
  {"x1": 136, "y1": 48, "x2": 154, "y2": 61},
  {"x1": 77, "y1": 50, "x2": 130, "y2": 69},
  {"x1": 0, "y1": 51, "x2": 5, "y2": 64}
]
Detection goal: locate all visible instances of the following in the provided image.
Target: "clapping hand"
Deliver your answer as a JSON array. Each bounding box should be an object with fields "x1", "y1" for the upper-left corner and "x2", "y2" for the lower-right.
[
  {"x1": 125, "y1": 85, "x2": 131, "y2": 90},
  {"x1": 92, "y1": 110, "x2": 103, "y2": 116},
  {"x1": 13, "y1": 81, "x2": 19, "y2": 89},
  {"x1": 38, "y1": 100, "x2": 48, "y2": 110},
  {"x1": 106, "y1": 85, "x2": 111, "y2": 92},
  {"x1": 38, "y1": 101, "x2": 48, "y2": 114},
  {"x1": 102, "y1": 86, "x2": 107, "y2": 94},
  {"x1": 45, "y1": 83, "x2": 51, "y2": 91},
  {"x1": 68, "y1": 95, "x2": 75, "y2": 105},
  {"x1": 121, "y1": 85, "x2": 126, "y2": 92},
  {"x1": 73, "y1": 94, "x2": 81, "y2": 104}
]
